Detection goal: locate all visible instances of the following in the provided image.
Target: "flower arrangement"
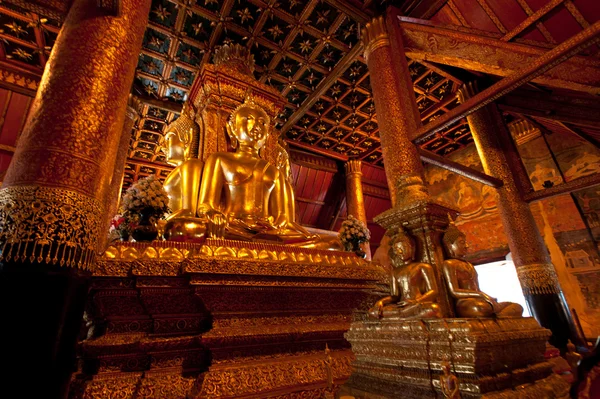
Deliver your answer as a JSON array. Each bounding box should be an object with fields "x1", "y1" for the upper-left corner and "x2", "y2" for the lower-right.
[
  {"x1": 108, "y1": 214, "x2": 133, "y2": 242},
  {"x1": 338, "y1": 215, "x2": 371, "y2": 252},
  {"x1": 121, "y1": 175, "x2": 170, "y2": 218}
]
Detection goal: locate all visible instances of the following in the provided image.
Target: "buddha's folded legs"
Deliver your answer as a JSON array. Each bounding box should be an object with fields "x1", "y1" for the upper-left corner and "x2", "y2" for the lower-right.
[
  {"x1": 382, "y1": 301, "x2": 442, "y2": 319},
  {"x1": 495, "y1": 302, "x2": 524, "y2": 317},
  {"x1": 455, "y1": 298, "x2": 494, "y2": 318}
]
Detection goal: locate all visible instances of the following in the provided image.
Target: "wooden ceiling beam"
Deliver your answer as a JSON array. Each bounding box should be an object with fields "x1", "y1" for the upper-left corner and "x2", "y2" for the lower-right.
[
  {"x1": 324, "y1": 0, "x2": 372, "y2": 24},
  {"x1": 411, "y1": 18, "x2": 600, "y2": 144},
  {"x1": 556, "y1": 122, "x2": 600, "y2": 148},
  {"x1": 501, "y1": 0, "x2": 565, "y2": 42},
  {"x1": 126, "y1": 157, "x2": 173, "y2": 171},
  {"x1": 399, "y1": 17, "x2": 600, "y2": 96},
  {"x1": 523, "y1": 173, "x2": 600, "y2": 203},
  {"x1": 3, "y1": 0, "x2": 69, "y2": 21},
  {"x1": 417, "y1": 148, "x2": 504, "y2": 187},
  {"x1": 133, "y1": 94, "x2": 182, "y2": 114},
  {"x1": 497, "y1": 91, "x2": 600, "y2": 130},
  {"x1": 400, "y1": 0, "x2": 450, "y2": 20}
]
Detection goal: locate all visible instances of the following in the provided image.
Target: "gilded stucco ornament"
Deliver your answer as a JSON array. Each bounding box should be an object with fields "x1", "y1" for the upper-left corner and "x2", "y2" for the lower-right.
[{"x1": 0, "y1": 185, "x2": 102, "y2": 270}]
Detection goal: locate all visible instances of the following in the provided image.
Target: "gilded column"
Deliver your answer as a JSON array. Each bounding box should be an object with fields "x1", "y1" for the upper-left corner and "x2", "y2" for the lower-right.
[
  {"x1": 362, "y1": 15, "x2": 426, "y2": 206},
  {"x1": 457, "y1": 82, "x2": 586, "y2": 348},
  {"x1": 362, "y1": 15, "x2": 457, "y2": 317},
  {"x1": 345, "y1": 159, "x2": 371, "y2": 260},
  {"x1": 0, "y1": 0, "x2": 151, "y2": 397}
]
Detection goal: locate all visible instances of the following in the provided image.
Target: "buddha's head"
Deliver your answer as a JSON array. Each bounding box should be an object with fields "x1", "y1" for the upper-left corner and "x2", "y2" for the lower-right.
[
  {"x1": 389, "y1": 227, "x2": 415, "y2": 267},
  {"x1": 442, "y1": 220, "x2": 468, "y2": 259},
  {"x1": 162, "y1": 104, "x2": 199, "y2": 166},
  {"x1": 227, "y1": 99, "x2": 270, "y2": 151}
]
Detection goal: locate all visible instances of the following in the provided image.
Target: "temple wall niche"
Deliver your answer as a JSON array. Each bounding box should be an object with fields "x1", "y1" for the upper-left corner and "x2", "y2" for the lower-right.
[{"x1": 424, "y1": 138, "x2": 600, "y2": 338}]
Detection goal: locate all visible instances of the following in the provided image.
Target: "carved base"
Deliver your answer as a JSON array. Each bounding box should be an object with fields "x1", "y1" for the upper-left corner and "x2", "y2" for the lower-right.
[
  {"x1": 69, "y1": 241, "x2": 386, "y2": 398},
  {"x1": 344, "y1": 317, "x2": 570, "y2": 399}
]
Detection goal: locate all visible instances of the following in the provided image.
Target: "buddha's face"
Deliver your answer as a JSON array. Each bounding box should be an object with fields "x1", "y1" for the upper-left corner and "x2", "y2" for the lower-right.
[
  {"x1": 390, "y1": 237, "x2": 414, "y2": 264},
  {"x1": 448, "y1": 235, "x2": 468, "y2": 259},
  {"x1": 164, "y1": 131, "x2": 185, "y2": 166},
  {"x1": 231, "y1": 106, "x2": 269, "y2": 149}
]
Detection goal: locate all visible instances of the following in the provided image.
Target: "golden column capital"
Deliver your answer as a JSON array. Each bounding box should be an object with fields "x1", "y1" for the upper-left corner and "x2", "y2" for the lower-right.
[
  {"x1": 456, "y1": 81, "x2": 479, "y2": 104},
  {"x1": 345, "y1": 159, "x2": 363, "y2": 176},
  {"x1": 362, "y1": 15, "x2": 391, "y2": 62}
]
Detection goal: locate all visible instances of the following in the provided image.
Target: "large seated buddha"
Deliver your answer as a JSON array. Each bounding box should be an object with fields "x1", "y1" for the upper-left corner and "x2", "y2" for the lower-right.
[{"x1": 163, "y1": 98, "x2": 339, "y2": 249}]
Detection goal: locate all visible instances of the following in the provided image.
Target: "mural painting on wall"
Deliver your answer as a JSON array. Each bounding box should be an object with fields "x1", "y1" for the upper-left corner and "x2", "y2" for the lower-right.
[
  {"x1": 573, "y1": 185, "x2": 600, "y2": 244},
  {"x1": 574, "y1": 271, "x2": 600, "y2": 310},
  {"x1": 424, "y1": 145, "x2": 508, "y2": 261},
  {"x1": 516, "y1": 132, "x2": 600, "y2": 266},
  {"x1": 544, "y1": 132, "x2": 600, "y2": 182},
  {"x1": 516, "y1": 127, "x2": 600, "y2": 314}
]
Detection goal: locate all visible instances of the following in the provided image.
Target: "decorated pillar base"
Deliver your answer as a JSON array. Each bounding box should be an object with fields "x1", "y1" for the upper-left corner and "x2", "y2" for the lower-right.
[{"x1": 343, "y1": 317, "x2": 570, "y2": 399}]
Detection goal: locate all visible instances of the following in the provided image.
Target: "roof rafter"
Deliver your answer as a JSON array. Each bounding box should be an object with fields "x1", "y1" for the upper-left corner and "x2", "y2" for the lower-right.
[{"x1": 399, "y1": 17, "x2": 600, "y2": 95}]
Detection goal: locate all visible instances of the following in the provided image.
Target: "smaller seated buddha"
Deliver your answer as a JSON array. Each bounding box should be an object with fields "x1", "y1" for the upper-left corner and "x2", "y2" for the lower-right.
[
  {"x1": 441, "y1": 220, "x2": 523, "y2": 318},
  {"x1": 162, "y1": 104, "x2": 205, "y2": 240},
  {"x1": 369, "y1": 227, "x2": 442, "y2": 319}
]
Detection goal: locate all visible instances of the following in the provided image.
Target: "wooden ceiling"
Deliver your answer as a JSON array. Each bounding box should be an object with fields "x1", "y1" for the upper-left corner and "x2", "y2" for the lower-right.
[{"x1": 0, "y1": 0, "x2": 598, "y2": 235}]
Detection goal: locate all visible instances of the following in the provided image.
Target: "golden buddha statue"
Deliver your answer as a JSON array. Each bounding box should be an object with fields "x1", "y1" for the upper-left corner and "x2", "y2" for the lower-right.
[
  {"x1": 162, "y1": 104, "x2": 205, "y2": 240},
  {"x1": 441, "y1": 220, "x2": 523, "y2": 318},
  {"x1": 165, "y1": 97, "x2": 332, "y2": 247},
  {"x1": 369, "y1": 227, "x2": 442, "y2": 319}
]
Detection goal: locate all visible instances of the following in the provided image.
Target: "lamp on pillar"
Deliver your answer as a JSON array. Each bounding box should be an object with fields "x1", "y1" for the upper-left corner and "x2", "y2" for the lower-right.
[
  {"x1": 457, "y1": 81, "x2": 587, "y2": 349},
  {"x1": 0, "y1": 0, "x2": 151, "y2": 398},
  {"x1": 344, "y1": 159, "x2": 372, "y2": 260}
]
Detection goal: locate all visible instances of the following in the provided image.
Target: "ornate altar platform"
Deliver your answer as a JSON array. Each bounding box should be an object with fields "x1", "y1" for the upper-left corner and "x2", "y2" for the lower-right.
[
  {"x1": 342, "y1": 316, "x2": 570, "y2": 399},
  {"x1": 68, "y1": 240, "x2": 387, "y2": 399}
]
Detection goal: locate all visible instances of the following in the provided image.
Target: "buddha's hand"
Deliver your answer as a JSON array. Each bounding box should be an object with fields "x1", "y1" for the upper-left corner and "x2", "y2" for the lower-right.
[
  {"x1": 256, "y1": 216, "x2": 277, "y2": 230},
  {"x1": 368, "y1": 300, "x2": 385, "y2": 319},
  {"x1": 206, "y1": 210, "x2": 227, "y2": 238}
]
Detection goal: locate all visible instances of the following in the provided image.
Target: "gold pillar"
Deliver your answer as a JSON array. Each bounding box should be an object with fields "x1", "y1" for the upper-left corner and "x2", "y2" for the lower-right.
[
  {"x1": 458, "y1": 82, "x2": 585, "y2": 348},
  {"x1": 362, "y1": 15, "x2": 426, "y2": 206},
  {"x1": 0, "y1": 0, "x2": 151, "y2": 270},
  {"x1": 345, "y1": 159, "x2": 371, "y2": 260},
  {"x1": 0, "y1": 2, "x2": 151, "y2": 397},
  {"x1": 362, "y1": 15, "x2": 457, "y2": 317}
]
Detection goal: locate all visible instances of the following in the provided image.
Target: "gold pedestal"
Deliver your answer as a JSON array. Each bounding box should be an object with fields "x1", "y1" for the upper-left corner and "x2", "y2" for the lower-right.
[
  {"x1": 69, "y1": 241, "x2": 386, "y2": 398},
  {"x1": 343, "y1": 317, "x2": 570, "y2": 399}
]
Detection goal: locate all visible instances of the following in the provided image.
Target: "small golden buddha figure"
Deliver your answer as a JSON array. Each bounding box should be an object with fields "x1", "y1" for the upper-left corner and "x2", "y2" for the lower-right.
[
  {"x1": 565, "y1": 340, "x2": 582, "y2": 374},
  {"x1": 196, "y1": 98, "x2": 322, "y2": 245},
  {"x1": 440, "y1": 361, "x2": 461, "y2": 399},
  {"x1": 441, "y1": 221, "x2": 523, "y2": 318},
  {"x1": 162, "y1": 104, "x2": 205, "y2": 240},
  {"x1": 369, "y1": 227, "x2": 442, "y2": 319}
]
